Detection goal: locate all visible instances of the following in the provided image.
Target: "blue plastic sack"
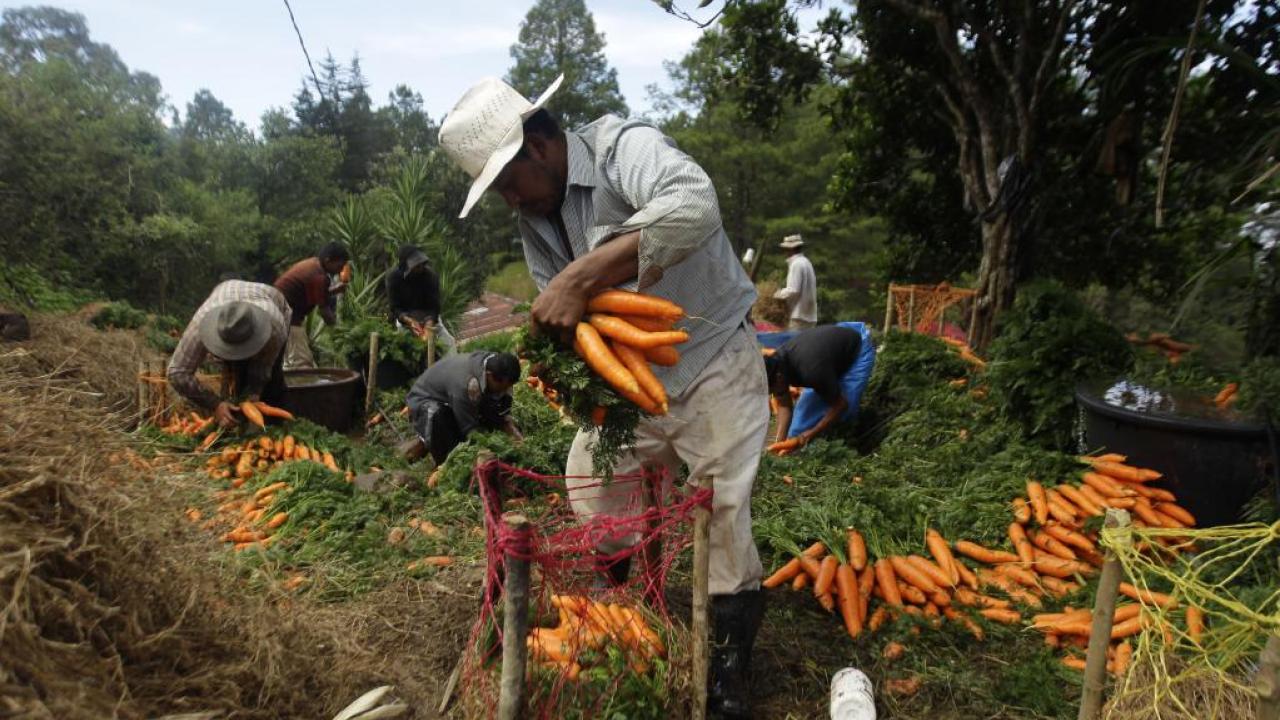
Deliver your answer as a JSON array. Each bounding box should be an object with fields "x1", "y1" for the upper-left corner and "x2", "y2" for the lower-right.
[{"x1": 756, "y1": 321, "x2": 877, "y2": 438}]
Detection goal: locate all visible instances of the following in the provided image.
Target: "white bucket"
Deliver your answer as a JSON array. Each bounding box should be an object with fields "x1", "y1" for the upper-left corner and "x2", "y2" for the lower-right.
[{"x1": 829, "y1": 667, "x2": 877, "y2": 720}]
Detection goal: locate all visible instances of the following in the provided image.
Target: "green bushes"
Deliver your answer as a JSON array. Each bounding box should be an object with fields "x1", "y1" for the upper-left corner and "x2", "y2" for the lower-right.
[{"x1": 987, "y1": 281, "x2": 1133, "y2": 449}]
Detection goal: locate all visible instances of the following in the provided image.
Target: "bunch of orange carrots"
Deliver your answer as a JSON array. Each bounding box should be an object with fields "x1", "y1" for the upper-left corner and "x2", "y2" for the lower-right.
[
  {"x1": 762, "y1": 453, "x2": 1199, "y2": 676},
  {"x1": 1126, "y1": 331, "x2": 1195, "y2": 364},
  {"x1": 203, "y1": 434, "x2": 350, "y2": 487},
  {"x1": 526, "y1": 594, "x2": 667, "y2": 680},
  {"x1": 198, "y1": 478, "x2": 292, "y2": 551},
  {"x1": 158, "y1": 411, "x2": 215, "y2": 437},
  {"x1": 569, "y1": 290, "x2": 689, "y2": 417}
]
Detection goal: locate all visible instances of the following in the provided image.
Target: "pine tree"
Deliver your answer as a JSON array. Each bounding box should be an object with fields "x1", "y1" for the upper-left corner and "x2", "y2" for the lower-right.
[{"x1": 507, "y1": 0, "x2": 628, "y2": 128}]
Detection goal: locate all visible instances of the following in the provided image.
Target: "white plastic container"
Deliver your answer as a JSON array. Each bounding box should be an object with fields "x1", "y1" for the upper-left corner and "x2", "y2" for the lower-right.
[{"x1": 829, "y1": 667, "x2": 877, "y2": 720}]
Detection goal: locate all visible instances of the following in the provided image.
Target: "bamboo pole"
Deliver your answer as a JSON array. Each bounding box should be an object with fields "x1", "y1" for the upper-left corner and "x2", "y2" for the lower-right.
[
  {"x1": 364, "y1": 332, "x2": 380, "y2": 416},
  {"x1": 497, "y1": 512, "x2": 532, "y2": 720},
  {"x1": 1258, "y1": 633, "x2": 1280, "y2": 720},
  {"x1": 690, "y1": 486, "x2": 712, "y2": 720},
  {"x1": 1078, "y1": 509, "x2": 1130, "y2": 720},
  {"x1": 906, "y1": 287, "x2": 917, "y2": 334},
  {"x1": 883, "y1": 285, "x2": 895, "y2": 334}
]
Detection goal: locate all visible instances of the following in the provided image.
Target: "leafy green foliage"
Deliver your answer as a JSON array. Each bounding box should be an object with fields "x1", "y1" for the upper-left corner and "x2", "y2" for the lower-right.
[
  {"x1": 88, "y1": 301, "x2": 147, "y2": 330},
  {"x1": 987, "y1": 282, "x2": 1134, "y2": 449},
  {"x1": 517, "y1": 327, "x2": 640, "y2": 478},
  {"x1": 1239, "y1": 356, "x2": 1280, "y2": 425},
  {"x1": 326, "y1": 316, "x2": 425, "y2": 370},
  {"x1": 507, "y1": 0, "x2": 627, "y2": 128},
  {"x1": 459, "y1": 330, "x2": 518, "y2": 354},
  {"x1": 0, "y1": 265, "x2": 94, "y2": 312}
]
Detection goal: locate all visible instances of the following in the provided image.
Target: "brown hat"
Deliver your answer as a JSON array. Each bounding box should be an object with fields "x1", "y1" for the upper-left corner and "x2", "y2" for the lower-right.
[{"x1": 199, "y1": 302, "x2": 272, "y2": 361}]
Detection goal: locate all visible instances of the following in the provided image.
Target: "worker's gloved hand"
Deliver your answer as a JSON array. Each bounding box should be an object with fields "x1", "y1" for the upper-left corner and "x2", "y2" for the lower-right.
[
  {"x1": 214, "y1": 401, "x2": 239, "y2": 429},
  {"x1": 530, "y1": 276, "x2": 587, "y2": 346}
]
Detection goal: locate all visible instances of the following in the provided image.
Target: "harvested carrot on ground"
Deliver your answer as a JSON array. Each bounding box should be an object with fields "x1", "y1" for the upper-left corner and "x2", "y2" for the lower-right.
[
  {"x1": 953, "y1": 540, "x2": 1020, "y2": 565},
  {"x1": 587, "y1": 314, "x2": 689, "y2": 349},
  {"x1": 814, "y1": 555, "x2": 839, "y2": 597},
  {"x1": 254, "y1": 401, "x2": 294, "y2": 421},
  {"x1": 979, "y1": 608, "x2": 1021, "y2": 624},
  {"x1": 1043, "y1": 524, "x2": 1096, "y2": 553},
  {"x1": 1186, "y1": 605, "x2": 1204, "y2": 642},
  {"x1": 835, "y1": 563, "x2": 862, "y2": 638},
  {"x1": 573, "y1": 323, "x2": 640, "y2": 396},
  {"x1": 875, "y1": 558, "x2": 903, "y2": 607},
  {"x1": 890, "y1": 555, "x2": 941, "y2": 594},
  {"x1": 1011, "y1": 497, "x2": 1031, "y2": 524},
  {"x1": 763, "y1": 558, "x2": 803, "y2": 588},
  {"x1": 1027, "y1": 481, "x2": 1049, "y2": 524},
  {"x1": 847, "y1": 528, "x2": 867, "y2": 571},
  {"x1": 925, "y1": 529, "x2": 958, "y2": 585},
  {"x1": 1118, "y1": 582, "x2": 1177, "y2": 608},
  {"x1": 585, "y1": 290, "x2": 684, "y2": 320},
  {"x1": 1094, "y1": 460, "x2": 1160, "y2": 483},
  {"x1": 906, "y1": 555, "x2": 952, "y2": 590},
  {"x1": 1009, "y1": 523, "x2": 1035, "y2": 565},
  {"x1": 1030, "y1": 529, "x2": 1077, "y2": 561}
]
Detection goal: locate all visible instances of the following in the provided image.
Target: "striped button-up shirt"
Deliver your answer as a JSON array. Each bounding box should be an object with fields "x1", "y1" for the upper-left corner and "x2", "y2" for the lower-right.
[
  {"x1": 517, "y1": 115, "x2": 756, "y2": 397},
  {"x1": 167, "y1": 281, "x2": 291, "y2": 410}
]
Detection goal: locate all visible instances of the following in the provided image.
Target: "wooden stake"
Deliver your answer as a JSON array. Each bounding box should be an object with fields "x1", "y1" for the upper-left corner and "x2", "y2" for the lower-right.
[
  {"x1": 1257, "y1": 633, "x2": 1280, "y2": 720},
  {"x1": 136, "y1": 361, "x2": 148, "y2": 429},
  {"x1": 1078, "y1": 508, "x2": 1130, "y2": 720},
  {"x1": 497, "y1": 512, "x2": 531, "y2": 720},
  {"x1": 883, "y1": 284, "x2": 896, "y2": 334},
  {"x1": 691, "y1": 487, "x2": 712, "y2": 720},
  {"x1": 907, "y1": 286, "x2": 917, "y2": 334},
  {"x1": 364, "y1": 331, "x2": 380, "y2": 416}
]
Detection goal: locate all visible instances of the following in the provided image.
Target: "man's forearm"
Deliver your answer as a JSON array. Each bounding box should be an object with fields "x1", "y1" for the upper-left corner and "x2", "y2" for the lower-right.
[
  {"x1": 803, "y1": 398, "x2": 848, "y2": 442},
  {"x1": 555, "y1": 231, "x2": 641, "y2": 296},
  {"x1": 774, "y1": 404, "x2": 793, "y2": 443}
]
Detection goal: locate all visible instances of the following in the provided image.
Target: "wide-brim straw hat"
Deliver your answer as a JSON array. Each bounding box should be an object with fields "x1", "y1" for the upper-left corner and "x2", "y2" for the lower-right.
[
  {"x1": 439, "y1": 74, "x2": 564, "y2": 218},
  {"x1": 780, "y1": 234, "x2": 804, "y2": 249}
]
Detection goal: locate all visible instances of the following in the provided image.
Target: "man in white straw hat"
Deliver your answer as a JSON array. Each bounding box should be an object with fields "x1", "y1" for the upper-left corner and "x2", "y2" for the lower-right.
[
  {"x1": 441, "y1": 75, "x2": 767, "y2": 718},
  {"x1": 773, "y1": 234, "x2": 817, "y2": 330},
  {"x1": 167, "y1": 280, "x2": 291, "y2": 429}
]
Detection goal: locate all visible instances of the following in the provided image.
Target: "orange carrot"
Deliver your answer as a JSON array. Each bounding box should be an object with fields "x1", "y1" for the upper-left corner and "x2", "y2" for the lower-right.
[
  {"x1": 1008, "y1": 522, "x2": 1035, "y2": 565},
  {"x1": 857, "y1": 564, "x2": 875, "y2": 623},
  {"x1": 897, "y1": 581, "x2": 928, "y2": 606},
  {"x1": 1040, "y1": 576, "x2": 1080, "y2": 598},
  {"x1": 868, "y1": 606, "x2": 891, "y2": 631},
  {"x1": 764, "y1": 558, "x2": 804, "y2": 588},
  {"x1": 792, "y1": 572, "x2": 809, "y2": 591},
  {"x1": 817, "y1": 592, "x2": 836, "y2": 613},
  {"x1": 1131, "y1": 483, "x2": 1177, "y2": 503},
  {"x1": 1131, "y1": 500, "x2": 1167, "y2": 527},
  {"x1": 906, "y1": 554, "x2": 953, "y2": 590},
  {"x1": 1094, "y1": 460, "x2": 1158, "y2": 483},
  {"x1": 890, "y1": 555, "x2": 941, "y2": 594},
  {"x1": 943, "y1": 607, "x2": 986, "y2": 640},
  {"x1": 1030, "y1": 529, "x2": 1078, "y2": 561},
  {"x1": 1214, "y1": 382, "x2": 1239, "y2": 407},
  {"x1": 254, "y1": 401, "x2": 295, "y2": 421},
  {"x1": 1027, "y1": 481, "x2": 1049, "y2": 525},
  {"x1": 1012, "y1": 497, "x2": 1031, "y2": 524},
  {"x1": 1118, "y1": 582, "x2": 1177, "y2": 608},
  {"x1": 1046, "y1": 498, "x2": 1079, "y2": 525},
  {"x1": 1110, "y1": 615, "x2": 1147, "y2": 639},
  {"x1": 265, "y1": 512, "x2": 288, "y2": 529},
  {"x1": 875, "y1": 558, "x2": 903, "y2": 607},
  {"x1": 1081, "y1": 452, "x2": 1127, "y2": 464},
  {"x1": 993, "y1": 563, "x2": 1039, "y2": 588},
  {"x1": 1043, "y1": 524, "x2": 1096, "y2": 553},
  {"x1": 1156, "y1": 502, "x2": 1195, "y2": 527},
  {"x1": 1057, "y1": 485, "x2": 1102, "y2": 516},
  {"x1": 611, "y1": 340, "x2": 669, "y2": 412},
  {"x1": 847, "y1": 528, "x2": 867, "y2": 571},
  {"x1": 1034, "y1": 555, "x2": 1094, "y2": 579},
  {"x1": 585, "y1": 290, "x2": 684, "y2": 320},
  {"x1": 1061, "y1": 656, "x2": 1087, "y2": 671},
  {"x1": 1113, "y1": 640, "x2": 1133, "y2": 674},
  {"x1": 835, "y1": 563, "x2": 862, "y2": 638},
  {"x1": 1082, "y1": 471, "x2": 1137, "y2": 497},
  {"x1": 797, "y1": 555, "x2": 823, "y2": 582},
  {"x1": 642, "y1": 345, "x2": 680, "y2": 367},
  {"x1": 954, "y1": 540, "x2": 1020, "y2": 565},
  {"x1": 239, "y1": 401, "x2": 266, "y2": 429},
  {"x1": 1078, "y1": 484, "x2": 1111, "y2": 510},
  {"x1": 801, "y1": 541, "x2": 828, "y2": 559},
  {"x1": 573, "y1": 323, "x2": 641, "y2": 396},
  {"x1": 925, "y1": 529, "x2": 959, "y2": 586},
  {"x1": 1186, "y1": 605, "x2": 1204, "y2": 642},
  {"x1": 955, "y1": 562, "x2": 979, "y2": 590},
  {"x1": 954, "y1": 587, "x2": 1011, "y2": 610},
  {"x1": 814, "y1": 555, "x2": 839, "y2": 597},
  {"x1": 616, "y1": 313, "x2": 676, "y2": 332},
  {"x1": 588, "y1": 314, "x2": 688, "y2": 350},
  {"x1": 978, "y1": 608, "x2": 1021, "y2": 624}
]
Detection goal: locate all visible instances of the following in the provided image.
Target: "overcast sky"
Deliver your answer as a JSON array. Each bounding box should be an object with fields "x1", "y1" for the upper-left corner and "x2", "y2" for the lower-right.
[{"x1": 10, "y1": 0, "x2": 821, "y2": 130}]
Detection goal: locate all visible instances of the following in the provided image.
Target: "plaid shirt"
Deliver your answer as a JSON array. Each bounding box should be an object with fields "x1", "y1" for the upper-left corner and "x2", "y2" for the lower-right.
[
  {"x1": 516, "y1": 115, "x2": 756, "y2": 397},
  {"x1": 167, "y1": 281, "x2": 291, "y2": 410}
]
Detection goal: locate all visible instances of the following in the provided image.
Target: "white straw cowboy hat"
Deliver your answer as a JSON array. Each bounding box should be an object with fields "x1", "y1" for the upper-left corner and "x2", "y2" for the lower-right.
[
  {"x1": 780, "y1": 234, "x2": 804, "y2": 249},
  {"x1": 439, "y1": 74, "x2": 565, "y2": 218}
]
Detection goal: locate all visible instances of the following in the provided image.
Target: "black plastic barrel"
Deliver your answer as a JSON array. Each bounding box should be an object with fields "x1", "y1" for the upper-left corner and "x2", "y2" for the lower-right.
[
  {"x1": 281, "y1": 368, "x2": 361, "y2": 433},
  {"x1": 1076, "y1": 380, "x2": 1275, "y2": 527}
]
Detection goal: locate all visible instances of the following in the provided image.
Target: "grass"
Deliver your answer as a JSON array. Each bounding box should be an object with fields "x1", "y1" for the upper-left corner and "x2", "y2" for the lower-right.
[{"x1": 485, "y1": 260, "x2": 538, "y2": 302}]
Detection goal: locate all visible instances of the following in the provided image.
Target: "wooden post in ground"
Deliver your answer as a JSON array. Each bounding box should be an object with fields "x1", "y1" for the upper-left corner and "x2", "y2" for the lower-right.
[
  {"x1": 1257, "y1": 633, "x2": 1280, "y2": 720},
  {"x1": 1078, "y1": 509, "x2": 1131, "y2": 720},
  {"x1": 136, "y1": 361, "x2": 148, "y2": 429},
  {"x1": 882, "y1": 285, "x2": 896, "y2": 334},
  {"x1": 968, "y1": 292, "x2": 981, "y2": 343},
  {"x1": 497, "y1": 512, "x2": 532, "y2": 720},
  {"x1": 691, "y1": 484, "x2": 713, "y2": 720},
  {"x1": 906, "y1": 286, "x2": 917, "y2": 334},
  {"x1": 364, "y1": 332, "x2": 380, "y2": 416}
]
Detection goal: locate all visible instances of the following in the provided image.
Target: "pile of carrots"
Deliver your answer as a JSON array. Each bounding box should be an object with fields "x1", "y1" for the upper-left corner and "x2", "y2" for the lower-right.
[
  {"x1": 569, "y1": 290, "x2": 689, "y2": 417},
  {"x1": 192, "y1": 479, "x2": 292, "y2": 552},
  {"x1": 202, "y1": 434, "x2": 350, "y2": 487},
  {"x1": 939, "y1": 336, "x2": 987, "y2": 369},
  {"x1": 526, "y1": 594, "x2": 667, "y2": 680},
  {"x1": 763, "y1": 453, "x2": 1199, "y2": 677},
  {"x1": 158, "y1": 411, "x2": 215, "y2": 437}
]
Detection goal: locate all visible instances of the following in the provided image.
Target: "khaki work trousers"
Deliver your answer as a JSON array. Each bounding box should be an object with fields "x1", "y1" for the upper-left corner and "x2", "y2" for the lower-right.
[
  {"x1": 565, "y1": 324, "x2": 769, "y2": 595},
  {"x1": 283, "y1": 325, "x2": 316, "y2": 370}
]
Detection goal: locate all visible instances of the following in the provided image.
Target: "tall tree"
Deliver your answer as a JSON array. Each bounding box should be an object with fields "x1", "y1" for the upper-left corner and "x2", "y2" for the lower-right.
[{"x1": 507, "y1": 0, "x2": 628, "y2": 128}]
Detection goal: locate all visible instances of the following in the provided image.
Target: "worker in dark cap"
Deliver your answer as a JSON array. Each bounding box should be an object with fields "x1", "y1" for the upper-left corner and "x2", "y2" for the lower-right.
[
  {"x1": 167, "y1": 280, "x2": 291, "y2": 428},
  {"x1": 763, "y1": 322, "x2": 876, "y2": 450},
  {"x1": 386, "y1": 245, "x2": 455, "y2": 352},
  {"x1": 400, "y1": 351, "x2": 523, "y2": 464}
]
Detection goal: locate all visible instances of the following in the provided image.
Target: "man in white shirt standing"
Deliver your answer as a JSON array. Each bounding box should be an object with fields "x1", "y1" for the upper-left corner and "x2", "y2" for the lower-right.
[{"x1": 773, "y1": 234, "x2": 817, "y2": 330}]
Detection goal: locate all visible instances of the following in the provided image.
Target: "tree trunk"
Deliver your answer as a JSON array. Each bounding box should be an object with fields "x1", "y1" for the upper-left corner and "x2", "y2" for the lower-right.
[{"x1": 970, "y1": 214, "x2": 1018, "y2": 351}]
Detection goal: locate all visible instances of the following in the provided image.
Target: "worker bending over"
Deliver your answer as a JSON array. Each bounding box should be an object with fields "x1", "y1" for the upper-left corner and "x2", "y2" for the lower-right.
[
  {"x1": 401, "y1": 351, "x2": 522, "y2": 465},
  {"x1": 765, "y1": 322, "x2": 876, "y2": 448}
]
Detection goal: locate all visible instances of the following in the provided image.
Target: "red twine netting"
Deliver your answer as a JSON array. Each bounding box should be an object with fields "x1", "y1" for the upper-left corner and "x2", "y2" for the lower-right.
[{"x1": 458, "y1": 459, "x2": 711, "y2": 719}]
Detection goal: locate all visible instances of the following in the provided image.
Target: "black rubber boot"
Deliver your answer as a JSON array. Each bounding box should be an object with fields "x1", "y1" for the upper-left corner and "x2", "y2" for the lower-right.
[{"x1": 708, "y1": 589, "x2": 765, "y2": 719}]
